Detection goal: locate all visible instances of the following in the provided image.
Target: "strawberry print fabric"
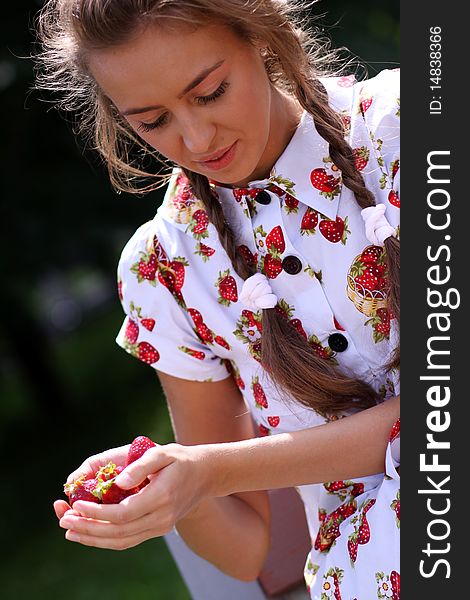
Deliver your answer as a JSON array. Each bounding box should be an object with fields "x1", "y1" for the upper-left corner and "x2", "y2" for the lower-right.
[{"x1": 115, "y1": 69, "x2": 400, "y2": 598}]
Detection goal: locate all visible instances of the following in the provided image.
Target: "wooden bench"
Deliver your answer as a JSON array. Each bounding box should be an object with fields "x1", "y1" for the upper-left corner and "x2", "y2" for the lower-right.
[{"x1": 164, "y1": 486, "x2": 312, "y2": 599}]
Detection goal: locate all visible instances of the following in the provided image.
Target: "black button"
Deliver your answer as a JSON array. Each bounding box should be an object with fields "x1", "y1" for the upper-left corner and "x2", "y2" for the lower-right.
[
  {"x1": 282, "y1": 255, "x2": 302, "y2": 275},
  {"x1": 328, "y1": 333, "x2": 348, "y2": 352},
  {"x1": 255, "y1": 190, "x2": 271, "y2": 205}
]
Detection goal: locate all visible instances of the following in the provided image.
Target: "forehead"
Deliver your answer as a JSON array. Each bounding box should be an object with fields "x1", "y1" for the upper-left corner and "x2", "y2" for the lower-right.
[{"x1": 87, "y1": 22, "x2": 247, "y2": 110}]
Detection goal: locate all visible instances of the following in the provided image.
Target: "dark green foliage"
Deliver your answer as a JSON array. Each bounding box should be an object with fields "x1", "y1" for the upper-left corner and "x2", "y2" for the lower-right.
[{"x1": 0, "y1": 1, "x2": 398, "y2": 597}]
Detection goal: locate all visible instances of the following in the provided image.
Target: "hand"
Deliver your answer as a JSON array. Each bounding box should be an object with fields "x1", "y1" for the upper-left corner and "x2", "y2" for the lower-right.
[
  {"x1": 53, "y1": 443, "x2": 131, "y2": 522},
  {"x1": 56, "y1": 443, "x2": 214, "y2": 550}
]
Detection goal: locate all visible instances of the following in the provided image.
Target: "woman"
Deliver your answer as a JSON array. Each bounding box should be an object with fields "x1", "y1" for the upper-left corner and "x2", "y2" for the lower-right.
[{"x1": 36, "y1": 1, "x2": 400, "y2": 597}]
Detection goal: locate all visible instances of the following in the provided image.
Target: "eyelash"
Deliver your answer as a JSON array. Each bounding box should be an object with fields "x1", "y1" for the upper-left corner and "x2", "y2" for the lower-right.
[{"x1": 137, "y1": 81, "x2": 230, "y2": 133}]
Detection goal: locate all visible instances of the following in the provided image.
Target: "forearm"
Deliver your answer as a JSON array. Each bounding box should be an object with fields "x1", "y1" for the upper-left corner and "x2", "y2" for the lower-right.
[
  {"x1": 175, "y1": 492, "x2": 271, "y2": 581},
  {"x1": 208, "y1": 395, "x2": 399, "y2": 497}
]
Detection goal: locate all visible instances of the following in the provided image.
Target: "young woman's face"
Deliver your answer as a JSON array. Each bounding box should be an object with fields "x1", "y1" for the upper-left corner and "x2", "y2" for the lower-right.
[{"x1": 87, "y1": 22, "x2": 298, "y2": 187}]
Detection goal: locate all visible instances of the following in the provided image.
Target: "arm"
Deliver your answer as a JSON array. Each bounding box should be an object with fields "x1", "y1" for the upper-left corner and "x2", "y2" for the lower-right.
[
  {"x1": 157, "y1": 371, "x2": 272, "y2": 581},
  {"x1": 56, "y1": 381, "x2": 398, "y2": 581},
  {"x1": 202, "y1": 394, "x2": 400, "y2": 497}
]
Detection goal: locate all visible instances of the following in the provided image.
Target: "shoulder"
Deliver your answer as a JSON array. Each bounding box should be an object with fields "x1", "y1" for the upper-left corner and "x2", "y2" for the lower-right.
[{"x1": 321, "y1": 68, "x2": 400, "y2": 127}]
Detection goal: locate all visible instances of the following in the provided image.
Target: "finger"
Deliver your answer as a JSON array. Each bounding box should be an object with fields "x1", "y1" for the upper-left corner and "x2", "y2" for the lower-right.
[
  {"x1": 66, "y1": 459, "x2": 95, "y2": 485},
  {"x1": 114, "y1": 446, "x2": 172, "y2": 490},
  {"x1": 65, "y1": 445, "x2": 131, "y2": 484},
  {"x1": 54, "y1": 500, "x2": 71, "y2": 520},
  {"x1": 59, "y1": 510, "x2": 159, "y2": 539},
  {"x1": 72, "y1": 476, "x2": 165, "y2": 522},
  {"x1": 64, "y1": 527, "x2": 157, "y2": 550}
]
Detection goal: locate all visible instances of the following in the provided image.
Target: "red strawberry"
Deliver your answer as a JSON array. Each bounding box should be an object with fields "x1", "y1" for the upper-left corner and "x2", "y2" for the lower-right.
[
  {"x1": 369, "y1": 263, "x2": 387, "y2": 278},
  {"x1": 353, "y1": 146, "x2": 370, "y2": 171},
  {"x1": 284, "y1": 194, "x2": 299, "y2": 213},
  {"x1": 236, "y1": 376, "x2": 245, "y2": 390},
  {"x1": 357, "y1": 515, "x2": 371, "y2": 545},
  {"x1": 64, "y1": 476, "x2": 101, "y2": 506},
  {"x1": 360, "y1": 245, "x2": 383, "y2": 265},
  {"x1": 259, "y1": 424, "x2": 270, "y2": 436},
  {"x1": 191, "y1": 209, "x2": 209, "y2": 234},
  {"x1": 319, "y1": 216, "x2": 350, "y2": 244},
  {"x1": 340, "y1": 501, "x2": 358, "y2": 519},
  {"x1": 152, "y1": 235, "x2": 169, "y2": 265},
  {"x1": 125, "y1": 318, "x2": 139, "y2": 344},
  {"x1": 127, "y1": 436, "x2": 157, "y2": 465},
  {"x1": 215, "y1": 335, "x2": 231, "y2": 350},
  {"x1": 389, "y1": 419, "x2": 400, "y2": 442},
  {"x1": 188, "y1": 308, "x2": 203, "y2": 326},
  {"x1": 233, "y1": 188, "x2": 246, "y2": 202},
  {"x1": 376, "y1": 308, "x2": 391, "y2": 324},
  {"x1": 363, "y1": 498, "x2": 376, "y2": 515},
  {"x1": 360, "y1": 95, "x2": 373, "y2": 113},
  {"x1": 301, "y1": 207, "x2": 319, "y2": 235},
  {"x1": 252, "y1": 376, "x2": 268, "y2": 409},
  {"x1": 333, "y1": 572, "x2": 342, "y2": 600},
  {"x1": 180, "y1": 346, "x2": 206, "y2": 360},
  {"x1": 266, "y1": 226, "x2": 285, "y2": 254},
  {"x1": 170, "y1": 261, "x2": 186, "y2": 291},
  {"x1": 310, "y1": 168, "x2": 341, "y2": 194},
  {"x1": 158, "y1": 260, "x2": 186, "y2": 293},
  {"x1": 195, "y1": 242, "x2": 215, "y2": 261},
  {"x1": 138, "y1": 255, "x2": 157, "y2": 281},
  {"x1": 98, "y1": 467, "x2": 140, "y2": 504},
  {"x1": 263, "y1": 254, "x2": 283, "y2": 279},
  {"x1": 141, "y1": 318, "x2": 155, "y2": 332},
  {"x1": 267, "y1": 416, "x2": 280, "y2": 427},
  {"x1": 137, "y1": 341, "x2": 159, "y2": 364},
  {"x1": 195, "y1": 323, "x2": 214, "y2": 343},
  {"x1": 375, "y1": 322, "x2": 391, "y2": 336},
  {"x1": 251, "y1": 341, "x2": 262, "y2": 362},
  {"x1": 390, "y1": 571, "x2": 400, "y2": 600},
  {"x1": 237, "y1": 244, "x2": 257, "y2": 265},
  {"x1": 337, "y1": 75, "x2": 356, "y2": 87},
  {"x1": 333, "y1": 316, "x2": 345, "y2": 331},
  {"x1": 216, "y1": 270, "x2": 238, "y2": 305},
  {"x1": 117, "y1": 280, "x2": 123, "y2": 302},
  {"x1": 388, "y1": 190, "x2": 400, "y2": 207},
  {"x1": 268, "y1": 184, "x2": 285, "y2": 197},
  {"x1": 354, "y1": 268, "x2": 379, "y2": 291},
  {"x1": 242, "y1": 309, "x2": 258, "y2": 327},
  {"x1": 290, "y1": 318, "x2": 307, "y2": 339},
  {"x1": 348, "y1": 538, "x2": 358, "y2": 563}
]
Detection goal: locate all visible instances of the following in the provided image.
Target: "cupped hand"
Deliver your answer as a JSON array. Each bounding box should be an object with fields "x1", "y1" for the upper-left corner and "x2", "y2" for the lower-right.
[
  {"x1": 53, "y1": 443, "x2": 131, "y2": 522},
  {"x1": 56, "y1": 443, "x2": 214, "y2": 550}
]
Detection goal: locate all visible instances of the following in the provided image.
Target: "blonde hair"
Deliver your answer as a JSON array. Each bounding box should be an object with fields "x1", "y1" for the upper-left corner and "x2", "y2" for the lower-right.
[{"x1": 34, "y1": 0, "x2": 399, "y2": 415}]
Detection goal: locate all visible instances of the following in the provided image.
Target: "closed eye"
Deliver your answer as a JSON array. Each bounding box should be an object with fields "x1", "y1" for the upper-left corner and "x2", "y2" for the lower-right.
[{"x1": 137, "y1": 81, "x2": 230, "y2": 133}]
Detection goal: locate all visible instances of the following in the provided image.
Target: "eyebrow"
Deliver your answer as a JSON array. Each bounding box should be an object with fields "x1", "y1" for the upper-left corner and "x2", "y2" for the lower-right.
[{"x1": 120, "y1": 59, "x2": 225, "y2": 116}]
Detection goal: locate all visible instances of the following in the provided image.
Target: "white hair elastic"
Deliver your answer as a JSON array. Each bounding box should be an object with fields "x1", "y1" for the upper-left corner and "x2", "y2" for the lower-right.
[
  {"x1": 361, "y1": 204, "x2": 397, "y2": 245},
  {"x1": 239, "y1": 273, "x2": 278, "y2": 310}
]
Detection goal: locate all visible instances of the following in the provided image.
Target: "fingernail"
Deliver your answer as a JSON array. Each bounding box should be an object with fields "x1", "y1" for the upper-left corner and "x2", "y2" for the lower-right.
[
  {"x1": 114, "y1": 473, "x2": 131, "y2": 488},
  {"x1": 66, "y1": 531, "x2": 80, "y2": 542}
]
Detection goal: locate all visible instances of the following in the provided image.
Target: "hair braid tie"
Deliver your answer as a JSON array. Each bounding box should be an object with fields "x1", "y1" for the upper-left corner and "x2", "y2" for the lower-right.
[{"x1": 361, "y1": 204, "x2": 397, "y2": 245}]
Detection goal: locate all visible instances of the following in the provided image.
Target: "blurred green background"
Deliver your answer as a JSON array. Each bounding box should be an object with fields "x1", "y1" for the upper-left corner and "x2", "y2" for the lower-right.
[{"x1": 0, "y1": 1, "x2": 398, "y2": 598}]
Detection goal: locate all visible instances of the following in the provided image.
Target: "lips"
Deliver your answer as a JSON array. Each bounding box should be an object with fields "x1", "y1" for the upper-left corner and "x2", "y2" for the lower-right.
[
  {"x1": 197, "y1": 143, "x2": 235, "y2": 163},
  {"x1": 195, "y1": 141, "x2": 238, "y2": 171}
]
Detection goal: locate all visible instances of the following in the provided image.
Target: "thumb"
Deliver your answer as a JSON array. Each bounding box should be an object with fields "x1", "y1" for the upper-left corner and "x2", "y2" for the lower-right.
[{"x1": 114, "y1": 446, "x2": 170, "y2": 489}]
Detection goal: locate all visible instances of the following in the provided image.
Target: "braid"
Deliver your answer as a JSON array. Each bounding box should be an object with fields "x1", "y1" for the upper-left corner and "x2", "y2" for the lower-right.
[
  {"x1": 181, "y1": 170, "x2": 380, "y2": 415},
  {"x1": 182, "y1": 169, "x2": 255, "y2": 281},
  {"x1": 293, "y1": 75, "x2": 400, "y2": 370}
]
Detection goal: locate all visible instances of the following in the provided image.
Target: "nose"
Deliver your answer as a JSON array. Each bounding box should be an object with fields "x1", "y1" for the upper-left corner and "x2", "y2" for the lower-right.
[{"x1": 181, "y1": 116, "x2": 217, "y2": 156}]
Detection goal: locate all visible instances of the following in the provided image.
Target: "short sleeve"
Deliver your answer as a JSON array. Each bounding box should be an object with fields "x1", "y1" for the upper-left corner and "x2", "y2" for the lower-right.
[
  {"x1": 115, "y1": 219, "x2": 230, "y2": 382},
  {"x1": 352, "y1": 68, "x2": 400, "y2": 236}
]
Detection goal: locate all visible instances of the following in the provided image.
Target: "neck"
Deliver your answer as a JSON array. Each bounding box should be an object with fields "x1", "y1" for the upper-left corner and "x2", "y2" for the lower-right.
[{"x1": 230, "y1": 89, "x2": 303, "y2": 188}]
